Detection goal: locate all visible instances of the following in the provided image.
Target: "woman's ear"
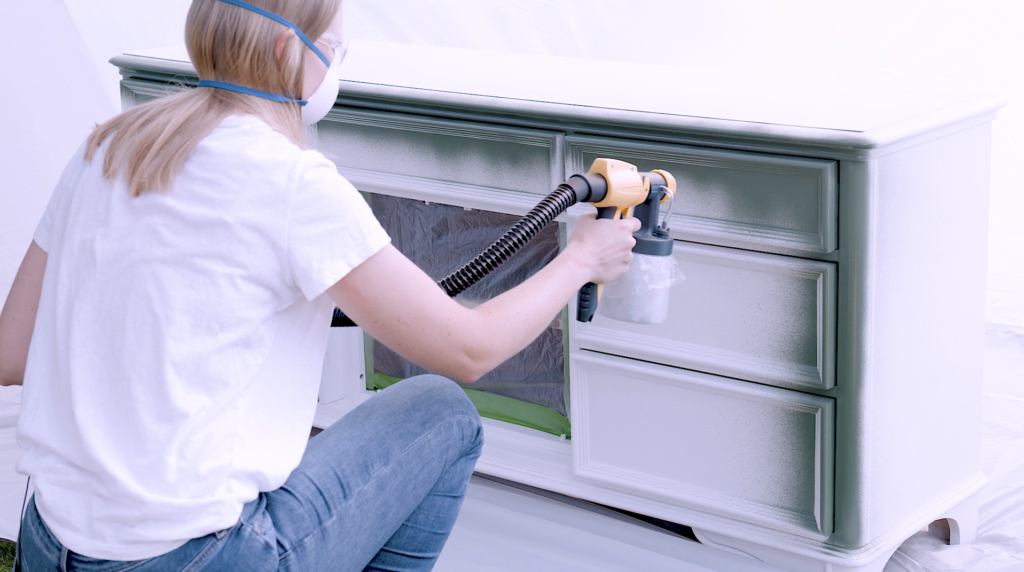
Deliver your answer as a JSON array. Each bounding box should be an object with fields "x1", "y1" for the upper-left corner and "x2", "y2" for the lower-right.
[{"x1": 274, "y1": 28, "x2": 296, "y2": 63}]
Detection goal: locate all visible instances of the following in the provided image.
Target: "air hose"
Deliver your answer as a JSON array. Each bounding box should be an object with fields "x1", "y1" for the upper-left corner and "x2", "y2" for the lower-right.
[
  {"x1": 437, "y1": 184, "x2": 577, "y2": 297},
  {"x1": 331, "y1": 173, "x2": 608, "y2": 327}
]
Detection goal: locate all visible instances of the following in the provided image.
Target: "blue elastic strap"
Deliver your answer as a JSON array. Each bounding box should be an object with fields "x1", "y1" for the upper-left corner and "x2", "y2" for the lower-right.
[
  {"x1": 216, "y1": 0, "x2": 331, "y2": 67},
  {"x1": 198, "y1": 80, "x2": 308, "y2": 105}
]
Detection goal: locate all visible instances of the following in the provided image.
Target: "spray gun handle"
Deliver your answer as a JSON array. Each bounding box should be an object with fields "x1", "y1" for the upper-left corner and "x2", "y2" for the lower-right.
[
  {"x1": 577, "y1": 282, "x2": 601, "y2": 322},
  {"x1": 576, "y1": 206, "x2": 625, "y2": 322}
]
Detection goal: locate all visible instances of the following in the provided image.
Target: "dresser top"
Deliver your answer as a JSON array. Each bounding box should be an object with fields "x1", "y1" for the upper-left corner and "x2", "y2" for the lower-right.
[{"x1": 113, "y1": 41, "x2": 1003, "y2": 154}]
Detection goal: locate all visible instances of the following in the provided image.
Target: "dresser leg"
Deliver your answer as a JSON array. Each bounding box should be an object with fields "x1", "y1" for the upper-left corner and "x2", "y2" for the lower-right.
[{"x1": 927, "y1": 492, "x2": 980, "y2": 545}]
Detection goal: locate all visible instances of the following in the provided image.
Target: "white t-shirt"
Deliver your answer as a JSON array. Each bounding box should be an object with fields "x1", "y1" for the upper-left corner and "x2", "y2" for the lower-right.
[{"x1": 16, "y1": 114, "x2": 391, "y2": 560}]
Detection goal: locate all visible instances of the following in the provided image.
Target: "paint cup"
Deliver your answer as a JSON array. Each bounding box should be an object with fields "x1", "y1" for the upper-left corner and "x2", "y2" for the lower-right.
[{"x1": 597, "y1": 253, "x2": 684, "y2": 324}]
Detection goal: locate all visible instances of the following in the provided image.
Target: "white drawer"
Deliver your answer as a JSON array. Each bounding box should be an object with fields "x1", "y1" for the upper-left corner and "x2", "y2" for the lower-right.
[
  {"x1": 574, "y1": 241, "x2": 836, "y2": 391},
  {"x1": 317, "y1": 108, "x2": 563, "y2": 216},
  {"x1": 570, "y1": 352, "x2": 834, "y2": 538},
  {"x1": 566, "y1": 135, "x2": 838, "y2": 254}
]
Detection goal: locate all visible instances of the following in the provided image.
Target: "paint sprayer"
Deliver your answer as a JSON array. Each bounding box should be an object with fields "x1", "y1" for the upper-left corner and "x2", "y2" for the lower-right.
[{"x1": 332, "y1": 158, "x2": 683, "y2": 327}]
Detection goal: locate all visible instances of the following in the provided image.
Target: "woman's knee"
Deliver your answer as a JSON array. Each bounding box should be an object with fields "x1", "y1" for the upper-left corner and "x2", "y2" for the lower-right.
[
  {"x1": 395, "y1": 375, "x2": 476, "y2": 416},
  {"x1": 393, "y1": 375, "x2": 482, "y2": 452}
]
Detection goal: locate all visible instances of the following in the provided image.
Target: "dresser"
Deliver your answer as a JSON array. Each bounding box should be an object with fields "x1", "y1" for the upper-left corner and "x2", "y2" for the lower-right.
[{"x1": 112, "y1": 41, "x2": 1003, "y2": 571}]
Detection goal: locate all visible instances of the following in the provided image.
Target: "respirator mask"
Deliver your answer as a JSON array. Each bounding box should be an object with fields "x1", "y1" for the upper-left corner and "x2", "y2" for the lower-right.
[
  {"x1": 302, "y1": 33, "x2": 347, "y2": 125},
  {"x1": 197, "y1": 0, "x2": 346, "y2": 126}
]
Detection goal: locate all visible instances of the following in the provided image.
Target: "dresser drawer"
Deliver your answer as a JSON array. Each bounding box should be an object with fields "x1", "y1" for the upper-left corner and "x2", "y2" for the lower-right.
[
  {"x1": 318, "y1": 108, "x2": 562, "y2": 216},
  {"x1": 574, "y1": 241, "x2": 836, "y2": 391},
  {"x1": 566, "y1": 135, "x2": 837, "y2": 254},
  {"x1": 570, "y1": 352, "x2": 834, "y2": 538}
]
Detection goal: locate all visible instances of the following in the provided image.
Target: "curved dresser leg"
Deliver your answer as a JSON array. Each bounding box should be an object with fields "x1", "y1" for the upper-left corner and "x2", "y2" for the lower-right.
[{"x1": 928, "y1": 492, "x2": 980, "y2": 545}]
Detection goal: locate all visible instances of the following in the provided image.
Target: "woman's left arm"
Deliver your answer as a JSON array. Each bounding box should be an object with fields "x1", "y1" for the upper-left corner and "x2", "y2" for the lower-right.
[{"x1": 0, "y1": 241, "x2": 47, "y2": 386}]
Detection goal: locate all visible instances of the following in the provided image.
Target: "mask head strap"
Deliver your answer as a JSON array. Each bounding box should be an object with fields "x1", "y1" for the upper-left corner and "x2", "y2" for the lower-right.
[
  {"x1": 216, "y1": 0, "x2": 331, "y2": 67},
  {"x1": 197, "y1": 80, "x2": 307, "y2": 105}
]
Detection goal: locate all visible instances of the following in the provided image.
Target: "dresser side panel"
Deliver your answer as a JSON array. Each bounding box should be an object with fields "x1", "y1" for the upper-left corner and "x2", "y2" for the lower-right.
[{"x1": 836, "y1": 124, "x2": 991, "y2": 549}]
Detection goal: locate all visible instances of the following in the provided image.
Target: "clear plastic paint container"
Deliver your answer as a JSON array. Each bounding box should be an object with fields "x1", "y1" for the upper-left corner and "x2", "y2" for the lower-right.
[{"x1": 598, "y1": 253, "x2": 685, "y2": 324}]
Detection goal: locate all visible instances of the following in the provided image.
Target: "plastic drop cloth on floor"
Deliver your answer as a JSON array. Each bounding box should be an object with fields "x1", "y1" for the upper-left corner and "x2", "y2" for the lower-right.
[{"x1": 368, "y1": 193, "x2": 567, "y2": 418}]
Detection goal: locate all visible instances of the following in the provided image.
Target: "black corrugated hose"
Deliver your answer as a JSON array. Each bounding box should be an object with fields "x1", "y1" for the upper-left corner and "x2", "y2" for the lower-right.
[{"x1": 331, "y1": 183, "x2": 581, "y2": 327}]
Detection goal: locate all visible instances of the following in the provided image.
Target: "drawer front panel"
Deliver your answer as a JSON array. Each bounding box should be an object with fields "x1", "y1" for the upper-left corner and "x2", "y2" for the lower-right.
[
  {"x1": 566, "y1": 135, "x2": 837, "y2": 253},
  {"x1": 318, "y1": 109, "x2": 562, "y2": 215},
  {"x1": 570, "y1": 352, "x2": 834, "y2": 537},
  {"x1": 575, "y1": 241, "x2": 836, "y2": 391}
]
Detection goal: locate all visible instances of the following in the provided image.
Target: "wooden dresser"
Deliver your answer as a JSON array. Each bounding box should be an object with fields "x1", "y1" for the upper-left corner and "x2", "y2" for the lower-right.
[{"x1": 113, "y1": 41, "x2": 1003, "y2": 571}]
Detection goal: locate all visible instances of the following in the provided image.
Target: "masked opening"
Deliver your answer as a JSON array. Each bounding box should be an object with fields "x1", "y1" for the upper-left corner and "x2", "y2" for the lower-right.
[{"x1": 365, "y1": 193, "x2": 569, "y2": 437}]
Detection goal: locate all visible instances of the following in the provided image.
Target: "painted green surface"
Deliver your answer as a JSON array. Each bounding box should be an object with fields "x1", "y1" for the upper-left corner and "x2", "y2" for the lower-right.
[
  {"x1": 363, "y1": 332, "x2": 376, "y2": 392},
  {"x1": 368, "y1": 373, "x2": 571, "y2": 438}
]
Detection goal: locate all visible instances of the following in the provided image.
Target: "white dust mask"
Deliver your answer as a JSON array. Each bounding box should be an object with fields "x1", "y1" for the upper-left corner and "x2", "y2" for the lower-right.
[{"x1": 302, "y1": 59, "x2": 341, "y2": 126}]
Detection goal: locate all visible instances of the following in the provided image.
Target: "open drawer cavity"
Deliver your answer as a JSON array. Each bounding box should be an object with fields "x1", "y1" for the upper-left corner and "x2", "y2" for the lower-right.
[{"x1": 365, "y1": 193, "x2": 571, "y2": 438}]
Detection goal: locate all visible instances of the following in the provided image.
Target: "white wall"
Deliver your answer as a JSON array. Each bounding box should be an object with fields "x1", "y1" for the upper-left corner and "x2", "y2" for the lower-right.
[
  {"x1": 0, "y1": 0, "x2": 191, "y2": 301},
  {"x1": 0, "y1": 1, "x2": 115, "y2": 301},
  {"x1": 63, "y1": 0, "x2": 193, "y2": 109},
  {"x1": 2, "y1": 0, "x2": 1022, "y2": 329}
]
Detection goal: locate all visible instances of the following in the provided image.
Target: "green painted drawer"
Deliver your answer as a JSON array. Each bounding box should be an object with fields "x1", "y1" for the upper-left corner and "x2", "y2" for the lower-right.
[
  {"x1": 573, "y1": 241, "x2": 836, "y2": 391},
  {"x1": 318, "y1": 108, "x2": 563, "y2": 217},
  {"x1": 571, "y1": 351, "x2": 834, "y2": 538}
]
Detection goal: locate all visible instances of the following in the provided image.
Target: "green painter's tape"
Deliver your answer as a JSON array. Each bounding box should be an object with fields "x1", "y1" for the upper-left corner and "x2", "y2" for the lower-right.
[
  {"x1": 368, "y1": 372, "x2": 404, "y2": 390},
  {"x1": 368, "y1": 373, "x2": 571, "y2": 438}
]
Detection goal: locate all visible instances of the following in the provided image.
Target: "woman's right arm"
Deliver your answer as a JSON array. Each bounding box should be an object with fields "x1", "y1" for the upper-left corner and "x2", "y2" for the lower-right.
[
  {"x1": 327, "y1": 213, "x2": 640, "y2": 383},
  {"x1": 0, "y1": 241, "x2": 47, "y2": 386}
]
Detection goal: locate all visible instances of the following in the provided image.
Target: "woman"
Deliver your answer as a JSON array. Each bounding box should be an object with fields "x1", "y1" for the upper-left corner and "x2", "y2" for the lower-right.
[{"x1": 0, "y1": 0, "x2": 639, "y2": 570}]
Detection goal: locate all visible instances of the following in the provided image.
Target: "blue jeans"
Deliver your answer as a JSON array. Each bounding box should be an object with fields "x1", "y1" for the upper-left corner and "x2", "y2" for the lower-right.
[{"x1": 16, "y1": 375, "x2": 483, "y2": 572}]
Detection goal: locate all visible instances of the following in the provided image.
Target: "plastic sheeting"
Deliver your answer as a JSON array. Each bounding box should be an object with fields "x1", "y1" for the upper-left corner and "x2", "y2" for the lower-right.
[{"x1": 368, "y1": 194, "x2": 568, "y2": 418}]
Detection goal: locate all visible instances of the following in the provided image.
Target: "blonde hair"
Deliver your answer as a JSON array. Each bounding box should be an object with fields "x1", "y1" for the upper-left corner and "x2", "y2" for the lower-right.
[{"x1": 86, "y1": 0, "x2": 341, "y2": 196}]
